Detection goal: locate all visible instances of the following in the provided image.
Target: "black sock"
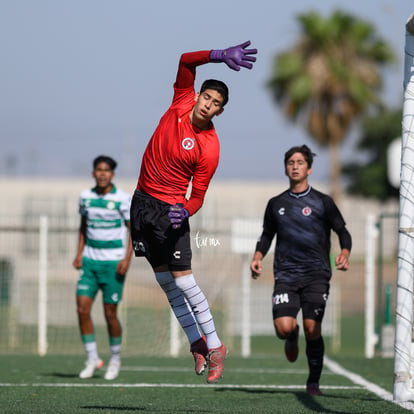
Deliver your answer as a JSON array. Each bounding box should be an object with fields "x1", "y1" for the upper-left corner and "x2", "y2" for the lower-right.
[
  {"x1": 306, "y1": 336, "x2": 324, "y2": 385},
  {"x1": 287, "y1": 325, "x2": 299, "y2": 341}
]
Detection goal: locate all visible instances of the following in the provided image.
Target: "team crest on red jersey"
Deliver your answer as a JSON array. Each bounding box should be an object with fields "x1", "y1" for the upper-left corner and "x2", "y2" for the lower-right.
[
  {"x1": 182, "y1": 137, "x2": 195, "y2": 150},
  {"x1": 302, "y1": 206, "x2": 312, "y2": 216}
]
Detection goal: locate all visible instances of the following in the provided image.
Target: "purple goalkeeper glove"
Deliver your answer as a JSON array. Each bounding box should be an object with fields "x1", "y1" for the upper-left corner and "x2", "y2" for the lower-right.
[
  {"x1": 210, "y1": 40, "x2": 257, "y2": 71},
  {"x1": 168, "y1": 204, "x2": 190, "y2": 229}
]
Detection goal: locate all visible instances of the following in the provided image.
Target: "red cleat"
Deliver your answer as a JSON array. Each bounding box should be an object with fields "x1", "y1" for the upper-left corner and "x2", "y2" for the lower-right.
[
  {"x1": 190, "y1": 337, "x2": 208, "y2": 375},
  {"x1": 207, "y1": 343, "x2": 227, "y2": 384}
]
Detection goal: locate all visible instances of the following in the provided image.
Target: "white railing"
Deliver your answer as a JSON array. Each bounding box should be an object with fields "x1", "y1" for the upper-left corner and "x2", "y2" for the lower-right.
[{"x1": 0, "y1": 211, "x2": 393, "y2": 358}]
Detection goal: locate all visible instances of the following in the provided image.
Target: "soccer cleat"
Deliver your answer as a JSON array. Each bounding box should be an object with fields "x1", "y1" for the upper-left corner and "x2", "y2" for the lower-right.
[
  {"x1": 79, "y1": 358, "x2": 104, "y2": 379},
  {"x1": 284, "y1": 325, "x2": 299, "y2": 363},
  {"x1": 190, "y1": 337, "x2": 208, "y2": 375},
  {"x1": 306, "y1": 382, "x2": 322, "y2": 396},
  {"x1": 104, "y1": 358, "x2": 121, "y2": 380},
  {"x1": 207, "y1": 343, "x2": 227, "y2": 384}
]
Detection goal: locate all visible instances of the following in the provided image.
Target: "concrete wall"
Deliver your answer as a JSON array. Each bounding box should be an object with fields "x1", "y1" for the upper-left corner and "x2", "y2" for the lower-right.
[{"x1": 0, "y1": 176, "x2": 399, "y2": 258}]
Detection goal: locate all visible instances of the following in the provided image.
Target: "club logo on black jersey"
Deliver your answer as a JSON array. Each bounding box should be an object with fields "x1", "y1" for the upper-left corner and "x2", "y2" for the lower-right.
[
  {"x1": 182, "y1": 137, "x2": 195, "y2": 150},
  {"x1": 302, "y1": 206, "x2": 312, "y2": 216},
  {"x1": 278, "y1": 208, "x2": 285, "y2": 215}
]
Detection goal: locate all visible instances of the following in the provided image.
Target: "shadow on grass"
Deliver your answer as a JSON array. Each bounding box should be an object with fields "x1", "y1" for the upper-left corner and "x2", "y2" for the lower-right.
[
  {"x1": 80, "y1": 407, "x2": 210, "y2": 413},
  {"x1": 214, "y1": 387, "x2": 384, "y2": 414},
  {"x1": 81, "y1": 407, "x2": 145, "y2": 412},
  {"x1": 215, "y1": 387, "x2": 380, "y2": 403},
  {"x1": 49, "y1": 372, "x2": 80, "y2": 378}
]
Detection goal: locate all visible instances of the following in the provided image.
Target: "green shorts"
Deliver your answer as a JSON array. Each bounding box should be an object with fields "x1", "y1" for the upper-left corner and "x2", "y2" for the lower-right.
[{"x1": 76, "y1": 257, "x2": 125, "y2": 304}]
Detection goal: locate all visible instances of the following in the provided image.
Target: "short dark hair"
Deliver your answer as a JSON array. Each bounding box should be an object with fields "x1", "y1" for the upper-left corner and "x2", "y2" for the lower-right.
[
  {"x1": 284, "y1": 145, "x2": 316, "y2": 168},
  {"x1": 200, "y1": 79, "x2": 229, "y2": 107},
  {"x1": 93, "y1": 155, "x2": 117, "y2": 171}
]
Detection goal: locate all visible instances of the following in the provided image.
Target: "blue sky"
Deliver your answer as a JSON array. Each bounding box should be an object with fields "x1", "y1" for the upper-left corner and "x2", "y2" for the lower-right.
[{"x1": 1, "y1": 0, "x2": 412, "y2": 181}]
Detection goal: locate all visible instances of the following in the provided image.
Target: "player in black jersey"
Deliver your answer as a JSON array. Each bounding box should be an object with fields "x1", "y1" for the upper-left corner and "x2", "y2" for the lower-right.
[{"x1": 250, "y1": 145, "x2": 352, "y2": 396}]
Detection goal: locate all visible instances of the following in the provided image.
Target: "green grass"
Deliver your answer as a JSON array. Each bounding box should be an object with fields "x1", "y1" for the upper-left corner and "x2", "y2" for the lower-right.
[
  {"x1": 0, "y1": 346, "x2": 411, "y2": 413},
  {"x1": 1, "y1": 315, "x2": 410, "y2": 413}
]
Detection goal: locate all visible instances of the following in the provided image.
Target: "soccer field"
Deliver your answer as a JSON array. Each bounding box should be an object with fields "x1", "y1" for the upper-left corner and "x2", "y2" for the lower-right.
[{"x1": 1, "y1": 351, "x2": 413, "y2": 414}]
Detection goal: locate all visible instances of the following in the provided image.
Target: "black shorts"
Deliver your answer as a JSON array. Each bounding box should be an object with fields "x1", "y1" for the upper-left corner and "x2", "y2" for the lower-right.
[
  {"x1": 271, "y1": 277, "x2": 330, "y2": 322},
  {"x1": 130, "y1": 190, "x2": 192, "y2": 271}
]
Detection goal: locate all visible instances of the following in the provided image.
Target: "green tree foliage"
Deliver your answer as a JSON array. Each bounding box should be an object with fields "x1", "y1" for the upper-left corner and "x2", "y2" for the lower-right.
[
  {"x1": 267, "y1": 9, "x2": 394, "y2": 200},
  {"x1": 343, "y1": 108, "x2": 401, "y2": 200}
]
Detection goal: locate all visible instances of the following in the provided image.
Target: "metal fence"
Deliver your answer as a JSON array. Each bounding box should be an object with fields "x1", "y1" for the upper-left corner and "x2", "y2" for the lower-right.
[{"x1": 0, "y1": 214, "x2": 276, "y2": 356}]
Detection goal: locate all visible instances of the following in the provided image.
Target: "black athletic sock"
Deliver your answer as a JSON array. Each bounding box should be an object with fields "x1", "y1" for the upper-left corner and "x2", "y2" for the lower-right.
[
  {"x1": 306, "y1": 336, "x2": 324, "y2": 384},
  {"x1": 287, "y1": 325, "x2": 299, "y2": 342}
]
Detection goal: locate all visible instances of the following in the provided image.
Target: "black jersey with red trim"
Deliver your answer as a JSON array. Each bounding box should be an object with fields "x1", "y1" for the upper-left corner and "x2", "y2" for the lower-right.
[{"x1": 256, "y1": 186, "x2": 352, "y2": 282}]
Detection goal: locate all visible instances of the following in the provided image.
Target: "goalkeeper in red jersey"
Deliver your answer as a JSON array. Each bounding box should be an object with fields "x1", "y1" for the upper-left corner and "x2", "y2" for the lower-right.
[{"x1": 130, "y1": 41, "x2": 257, "y2": 384}]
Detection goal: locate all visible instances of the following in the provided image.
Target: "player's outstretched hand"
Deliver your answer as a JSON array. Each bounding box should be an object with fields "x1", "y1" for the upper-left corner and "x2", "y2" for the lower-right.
[
  {"x1": 210, "y1": 40, "x2": 257, "y2": 71},
  {"x1": 168, "y1": 204, "x2": 190, "y2": 230}
]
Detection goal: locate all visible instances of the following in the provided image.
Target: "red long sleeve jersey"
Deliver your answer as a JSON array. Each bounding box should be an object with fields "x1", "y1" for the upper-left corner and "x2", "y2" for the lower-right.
[{"x1": 137, "y1": 50, "x2": 220, "y2": 216}]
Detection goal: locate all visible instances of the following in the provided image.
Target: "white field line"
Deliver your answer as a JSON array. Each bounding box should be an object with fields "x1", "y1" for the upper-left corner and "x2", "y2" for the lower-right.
[
  {"x1": 121, "y1": 366, "x2": 312, "y2": 374},
  {"x1": 325, "y1": 356, "x2": 414, "y2": 412},
  {"x1": 0, "y1": 382, "x2": 360, "y2": 391}
]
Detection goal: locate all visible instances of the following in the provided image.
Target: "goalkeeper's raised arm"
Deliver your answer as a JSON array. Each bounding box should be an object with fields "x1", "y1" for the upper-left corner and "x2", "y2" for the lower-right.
[{"x1": 131, "y1": 40, "x2": 257, "y2": 386}]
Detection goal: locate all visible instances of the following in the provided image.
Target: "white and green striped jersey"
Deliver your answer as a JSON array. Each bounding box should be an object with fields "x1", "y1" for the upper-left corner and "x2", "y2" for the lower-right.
[{"x1": 79, "y1": 185, "x2": 131, "y2": 262}]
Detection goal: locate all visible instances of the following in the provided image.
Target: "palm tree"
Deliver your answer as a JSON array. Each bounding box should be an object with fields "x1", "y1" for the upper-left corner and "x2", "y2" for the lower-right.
[
  {"x1": 267, "y1": 10, "x2": 394, "y2": 200},
  {"x1": 342, "y1": 107, "x2": 402, "y2": 200}
]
